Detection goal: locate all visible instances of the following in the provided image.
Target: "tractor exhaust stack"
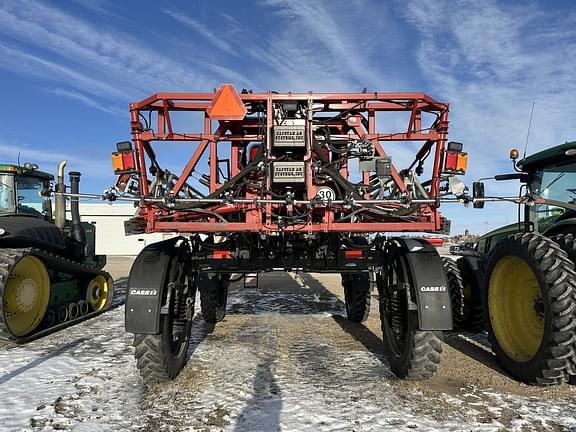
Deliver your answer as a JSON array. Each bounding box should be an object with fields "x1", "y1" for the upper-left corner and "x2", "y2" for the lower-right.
[
  {"x1": 55, "y1": 160, "x2": 67, "y2": 230},
  {"x1": 69, "y1": 171, "x2": 85, "y2": 246}
]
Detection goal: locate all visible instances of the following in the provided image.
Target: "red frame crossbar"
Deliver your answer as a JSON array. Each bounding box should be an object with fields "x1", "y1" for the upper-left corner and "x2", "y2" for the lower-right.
[{"x1": 122, "y1": 89, "x2": 450, "y2": 234}]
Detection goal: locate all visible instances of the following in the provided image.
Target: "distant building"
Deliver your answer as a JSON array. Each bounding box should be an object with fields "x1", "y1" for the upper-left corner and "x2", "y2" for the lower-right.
[{"x1": 77, "y1": 204, "x2": 167, "y2": 256}]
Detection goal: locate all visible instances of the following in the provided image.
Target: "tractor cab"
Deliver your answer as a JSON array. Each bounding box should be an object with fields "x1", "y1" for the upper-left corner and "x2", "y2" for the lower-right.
[
  {"x1": 474, "y1": 141, "x2": 576, "y2": 255},
  {"x1": 517, "y1": 142, "x2": 576, "y2": 234},
  {"x1": 0, "y1": 164, "x2": 53, "y2": 219}
]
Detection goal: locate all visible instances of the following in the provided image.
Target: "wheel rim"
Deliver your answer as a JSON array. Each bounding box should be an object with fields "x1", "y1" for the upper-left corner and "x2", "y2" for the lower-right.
[
  {"x1": 3, "y1": 256, "x2": 50, "y2": 336},
  {"x1": 87, "y1": 275, "x2": 110, "y2": 311},
  {"x1": 489, "y1": 255, "x2": 544, "y2": 361}
]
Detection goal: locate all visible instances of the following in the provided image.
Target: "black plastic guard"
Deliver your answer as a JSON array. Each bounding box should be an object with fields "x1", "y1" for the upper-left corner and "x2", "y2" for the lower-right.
[
  {"x1": 399, "y1": 239, "x2": 453, "y2": 331},
  {"x1": 125, "y1": 237, "x2": 182, "y2": 334}
]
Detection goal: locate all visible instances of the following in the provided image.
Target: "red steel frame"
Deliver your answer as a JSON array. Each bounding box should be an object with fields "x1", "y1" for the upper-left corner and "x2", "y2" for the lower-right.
[{"x1": 123, "y1": 89, "x2": 450, "y2": 234}]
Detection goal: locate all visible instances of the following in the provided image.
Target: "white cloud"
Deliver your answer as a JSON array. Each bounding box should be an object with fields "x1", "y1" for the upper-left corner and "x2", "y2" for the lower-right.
[
  {"x1": 44, "y1": 88, "x2": 127, "y2": 117},
  {"x1": 255, "y1": 0, "x2": 379, "y2": 90},
  {"x1": 164, "y1": 8, "x2": 238, "y2": 56},
  {"x1": 0, "y1": 42, "x2": 128, "y2": 101},
  {"x1": 0, "y1": 142, "x2": 110, "y2": 179},
  {"x1": 0, "y1": 0, "x2": 215, "y2": 98}
]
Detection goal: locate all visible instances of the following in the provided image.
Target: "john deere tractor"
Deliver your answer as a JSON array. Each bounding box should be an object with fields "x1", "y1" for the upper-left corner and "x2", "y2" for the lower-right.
[
  {"x1": 444, "y1": 141, "x2": 576, "y2": 385},
  {"x1": 0, "y1": 161, "x2": 114, "y2": 342}
]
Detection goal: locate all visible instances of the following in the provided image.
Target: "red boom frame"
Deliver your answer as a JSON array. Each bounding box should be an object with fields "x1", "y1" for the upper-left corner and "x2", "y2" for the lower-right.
[{"x1": 119, "y1": 88, "x2": 451, "y2": 234}]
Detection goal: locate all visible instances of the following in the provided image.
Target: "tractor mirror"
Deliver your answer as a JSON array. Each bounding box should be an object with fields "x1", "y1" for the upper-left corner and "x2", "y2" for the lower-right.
[
  {"x1": 473, "y1": 182, "x2": 485, "y2": 209},
  {"x1": 494, "y1": 173, "x2": 529, "y2": 182}
]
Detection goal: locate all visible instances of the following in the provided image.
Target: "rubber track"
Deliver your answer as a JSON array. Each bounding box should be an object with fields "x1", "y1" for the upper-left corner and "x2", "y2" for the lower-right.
[
  {"x1": 404, "y1": 331, "x2": 443, "y2": 379},
  {"x1": 0, "y1": 247, "x2": 112, "y2": 343},
  {"x1": 488, "y1": 233, "x2": 576, "y2": 385},
  {"x1": 343, "y1": 273, "x2": 371, "y2": 323}
]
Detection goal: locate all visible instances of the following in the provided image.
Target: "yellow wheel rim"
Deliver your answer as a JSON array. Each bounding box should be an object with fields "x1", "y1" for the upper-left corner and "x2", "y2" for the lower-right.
[
  {"x1": 489, "y1": 255, "x2": 544, "y2": 361},
  {"x1": 3, "y1": 256, "x2": 50, "y2": 337},
  {"x1": 86, "y1": 275, "x2": 110, "y2": 311}
]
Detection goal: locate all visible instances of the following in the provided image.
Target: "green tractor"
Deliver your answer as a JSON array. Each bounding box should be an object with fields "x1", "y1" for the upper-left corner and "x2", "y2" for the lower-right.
[
  {"x1": 0, "y1": 161, "x2": 114, "y2": 342},
  {"x1": 444, "y1": 141, "x2": 576, "y2": 385}
]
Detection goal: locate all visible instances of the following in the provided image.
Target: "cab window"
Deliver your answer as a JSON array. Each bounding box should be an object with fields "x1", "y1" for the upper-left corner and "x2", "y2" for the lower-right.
[
  {"x1": 0, "y1": 174, "x2": 15, "y2": 213},
  {"x1": 16, "y1": 176, "x2": 50, "y2": 218},
  {"x1": 531, "y1": 162, "x2": 576, "y2": 231}
]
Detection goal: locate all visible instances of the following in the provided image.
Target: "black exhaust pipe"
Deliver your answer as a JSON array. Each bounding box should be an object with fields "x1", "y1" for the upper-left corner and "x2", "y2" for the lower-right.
[{"x1": 69, "y1": 171, "x2": 85, "y2": 246}]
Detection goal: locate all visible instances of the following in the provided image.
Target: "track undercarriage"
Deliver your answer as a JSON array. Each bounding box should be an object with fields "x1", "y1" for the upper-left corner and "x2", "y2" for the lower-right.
[
  {"x1": 113, "y1": 85, "x2": 466, "y2": 384},
  {"x1": 0, "y1": 247, "x2": 113, "y2": 343}
]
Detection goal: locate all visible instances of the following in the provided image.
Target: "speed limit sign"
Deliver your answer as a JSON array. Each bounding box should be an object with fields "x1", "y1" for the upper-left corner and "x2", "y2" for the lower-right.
[{"x1": 314, "y1": 187, "x2": 336, "y2": 202}]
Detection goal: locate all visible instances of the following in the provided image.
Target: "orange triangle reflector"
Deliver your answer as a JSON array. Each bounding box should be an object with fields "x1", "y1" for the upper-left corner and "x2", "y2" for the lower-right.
[{"x1": 207, "y1": 84, "x2": 247, "y2": 121}]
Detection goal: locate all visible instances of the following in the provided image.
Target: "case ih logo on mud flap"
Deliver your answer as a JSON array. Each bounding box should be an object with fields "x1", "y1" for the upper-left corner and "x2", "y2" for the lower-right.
[
  {"x1": 130, "y1": 289, "x2": 158, "y2": 296},
  {"x1": 420, "y1": 285, "x2": 447, "y2": 292}
]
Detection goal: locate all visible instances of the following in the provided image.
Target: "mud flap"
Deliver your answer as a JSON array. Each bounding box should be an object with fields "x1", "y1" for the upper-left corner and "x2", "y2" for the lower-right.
[
  {"x1": 398, "y1": 239, "x2": 452, "y2": 331},
  {"x1": 125, "y1": 237, "x2": 182, "y2": 334}
]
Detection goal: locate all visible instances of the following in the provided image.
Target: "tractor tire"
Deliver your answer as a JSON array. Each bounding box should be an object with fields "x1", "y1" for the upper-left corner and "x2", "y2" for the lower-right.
[
  {"x1": 342, "y1": 272, "x2": 371, "y2": 322},
  {"x1": 200, "y1": 274, "x2": 230, "y2": 323},
  {"x1": 442, "y1": 256, "x2": 485, "y2": 332},
  {"x1": 552, "y1": 233, "x2": 576, "y2": 264},
  {"x1": 378, "y1": 244, "x2": 442, "y2": 380},
  {"x1": 551, "y1": 233, "x2": 576, "y2": 384},
  {"x1": 485, "y1": 233, "x2": 576, "y2": 385}
]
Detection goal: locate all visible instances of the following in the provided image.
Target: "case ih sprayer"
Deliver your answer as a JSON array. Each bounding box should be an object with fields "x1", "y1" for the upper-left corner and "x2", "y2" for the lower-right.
[{"x1": 110, "y1": 85, "x2": 469, "y2": 385}]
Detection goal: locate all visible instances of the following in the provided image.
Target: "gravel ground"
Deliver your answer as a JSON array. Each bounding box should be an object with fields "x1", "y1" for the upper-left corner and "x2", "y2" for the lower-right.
[{"x1": 0, "y1": 257, "x2": 575, "y2": 431}]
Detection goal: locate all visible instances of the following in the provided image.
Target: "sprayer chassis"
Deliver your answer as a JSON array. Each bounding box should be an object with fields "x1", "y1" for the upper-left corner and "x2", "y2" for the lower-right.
[{"x1": 120, "y1": 86, "x2": 460, "y2": 385}]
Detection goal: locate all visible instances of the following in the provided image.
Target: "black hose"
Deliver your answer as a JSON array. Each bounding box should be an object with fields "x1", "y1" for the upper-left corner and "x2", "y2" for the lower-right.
[{"x1": 319, "y1": 166, "x2": 364, "y2": 199}]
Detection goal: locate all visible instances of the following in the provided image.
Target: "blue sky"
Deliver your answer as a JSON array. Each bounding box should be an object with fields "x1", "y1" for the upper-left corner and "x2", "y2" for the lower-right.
[{"x1": 0, "y1": 0, "x2": 575, "y2": 234}]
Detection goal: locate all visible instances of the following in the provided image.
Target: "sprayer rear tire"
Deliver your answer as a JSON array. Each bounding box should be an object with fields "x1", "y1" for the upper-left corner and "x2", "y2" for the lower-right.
[
  {"x1": 132, "y1": 243, "x2": 194, "y2": 386},
  {"x1": 378, "y1": 243, "x2": 442, "y2": 380},
  {"x1": 485, "y1": 233, "x2": 576, "y2": 385},
  {"x1": 200, "y1": 274, "x2": 229, "y2": 323},
  {"x1": 133, "y1": 316, "x2": 190, "y2": 386},
  {"x1": 380, "y1": 306, "x2": 443, "y2": 380},
  {"x1": 342, "y1": 272, "x2": 371, "y2": 322}
]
